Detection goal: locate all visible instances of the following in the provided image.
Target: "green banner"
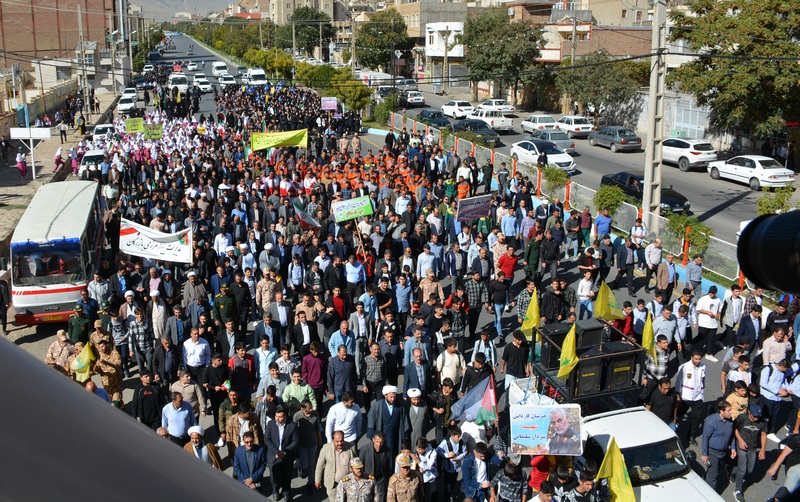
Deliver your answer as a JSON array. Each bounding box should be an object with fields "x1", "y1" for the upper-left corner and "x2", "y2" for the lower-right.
[
  {"x1": 331, "y1": 195, "x2": 374, "y2": 223},
  {"x1": 125, "y1": 117, "x2": 144, "y2": 133},
  {"x1": 143, "y1": 123, "x2": 163, "y2": 140}
]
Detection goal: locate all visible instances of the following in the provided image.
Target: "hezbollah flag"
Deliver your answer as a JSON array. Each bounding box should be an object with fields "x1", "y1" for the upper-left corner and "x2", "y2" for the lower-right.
[
  {"x1": 70, "y1": 343, "x2": 95, "y2": 383},
  {"x1": 595, "y1": 282, "x2": 624, "y2": 320},
  {"x1": 520, "y1": 288, "x2": 541, "y2": 342},
  {"x1": 642, "y1": 311, "x2": 657, "y2": 362},
  {"x1": 597, "y1": 437, "x2": 636, "y2": 502},
  {"x1": 292, "y1": 198, "x2": 321, "y2": 231},
  {"x1": 557, "y1": 324, "x2": 579, "y2": 380},
  {"x1": 450, "y1": 375, "x2": 498, "y2": 426}
]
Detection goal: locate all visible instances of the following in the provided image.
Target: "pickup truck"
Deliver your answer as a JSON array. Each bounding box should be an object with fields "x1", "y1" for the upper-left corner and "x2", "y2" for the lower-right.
[{"x1": 466, "y1": 109, "x2": 514, "y2": 132}]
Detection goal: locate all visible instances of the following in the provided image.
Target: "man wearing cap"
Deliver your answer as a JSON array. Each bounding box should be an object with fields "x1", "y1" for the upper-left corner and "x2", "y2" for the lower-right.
[
  {"x1": 336, "y1": 457, "x2": 376, "y2": 502},
  {"x1": 387, "y1": 453, "x2": 424, "y2": 502},
  {"x1": 367, "y1": 385, "x2": 410, "y2": 460},
  {"x1": 184, "y1": 425, "x2": 224, "y2": 470},
  {"x1": 212, "y1": 283, "x2": 236, "y2": 328},
  {"x1": 67, "y1": 304, "x2": 91, "y2": 344},
  {"x1": 93, "y1": 338, "x2": 124, "y2": 406},
  {"x1": 730, "y1": 404, "x2": 766, "y2": 501},
  {"x1": 45, "y1": 330, "x2": 74, "y2": 374}
]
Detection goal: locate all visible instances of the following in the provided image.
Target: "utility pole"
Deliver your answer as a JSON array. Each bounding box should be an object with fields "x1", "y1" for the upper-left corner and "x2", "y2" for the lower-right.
[
  {"x1": 570, "y1": 16, "x2": 577, "y2": 64},
  {"x1": 438, "y1": 27, "x2": 453, "y2": 94},
  {"x1": 642, "y1": 0, "x2": 667, "y2": 232},
  {"x1": 319, "y1": 21, "x2": 323, "y2": 62},
  {"x1": 259, "y1": 19, "x2": 263, "y2": 49},
  {"x1": 109, "y1": 13, "x2": 117, "y2": 96},
  {"x1": 292, "y1": 21, "x2": 296, "y2": 83},
  {"x1": 350, "y1": 14, "x2": 357, "y2": 73},
  {"x1": 78, "y1": 5, "x2": 90, "y2": 123}
]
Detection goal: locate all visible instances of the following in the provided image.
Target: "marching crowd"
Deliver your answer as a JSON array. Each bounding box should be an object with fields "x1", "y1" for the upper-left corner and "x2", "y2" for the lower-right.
[{"x1": 32, "y1": 76, "x2": 800, "y2": 502}]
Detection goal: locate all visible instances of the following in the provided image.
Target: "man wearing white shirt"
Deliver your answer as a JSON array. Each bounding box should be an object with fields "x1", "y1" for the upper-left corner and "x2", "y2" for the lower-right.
[
  {"x1": 253, "y1": 334, "x2": 279, "y2": 380},
  {"x1": 182, "y1": 328, "x2": 211, "y2": 383},
  {"x1": 697, "y1": 286, "x2": 723, "y2": 362},
  {"x1": 325, "y1": 392, "x2": 361, "y2": 443}
]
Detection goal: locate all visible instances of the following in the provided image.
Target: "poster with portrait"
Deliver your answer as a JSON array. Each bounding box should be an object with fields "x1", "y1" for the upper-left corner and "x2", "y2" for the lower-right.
[{"x1": 510, "y1": 404, "x2": 583, "y2": 456}]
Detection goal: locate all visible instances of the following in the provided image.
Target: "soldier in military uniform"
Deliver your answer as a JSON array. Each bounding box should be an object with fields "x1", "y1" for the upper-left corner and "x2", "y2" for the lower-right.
[
  {"x1": 212, "y1": 283, "x2": 237, "y2": 327},
  {"x1": 336, "y1": 457, "x2": 375, "y2": 502},
  {"x1": 97, "y1": 300, "x2": 112, "y2": 331},
  {"x1": 547, "y1": 407, "x2": 581, "y2": 455},
  {"x1": 93, "y1": 339, "x2": 124, "y2": 407},
  {"x1": 387, "y1": 454, "x2": 424, "y2": 502},
  {"x1": 67, "y1": 304, "x2": 91, "y2": 344},
  {"x1": 89, "y1": 319, "x2": 112, "y2": 357}
]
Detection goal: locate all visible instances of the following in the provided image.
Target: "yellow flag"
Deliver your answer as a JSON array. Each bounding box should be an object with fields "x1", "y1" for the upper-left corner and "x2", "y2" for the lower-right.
[
  {"x1": 595, "y1": 282, "x2": 625, "y2": 320},
  {"x1": 251, "y1": 129, "x2": 309, "y2": 151},
  {"x1": 71, "y1": 343, "x2": 95, "y2": 383},
  {"x1": 557, "y1": 324, "x2": 579, "y2": 380},
  {"x1": 597, "y1": 437, "x2": 636, "y2": 502},
  {"x1": 520, "y1": 288, "x2": 541, "y2": 342},
  {"x1": 642, "y1": 311, "x2": 657, "y2": 362}
]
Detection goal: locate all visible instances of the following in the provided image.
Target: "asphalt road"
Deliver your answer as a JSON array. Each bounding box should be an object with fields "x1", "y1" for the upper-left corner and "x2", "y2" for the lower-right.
[{"x1": 6, "y1": 35, "x2": 782, "y2": 502}]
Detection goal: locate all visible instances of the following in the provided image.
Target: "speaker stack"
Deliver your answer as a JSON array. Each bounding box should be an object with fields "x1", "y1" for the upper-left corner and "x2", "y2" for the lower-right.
[{"x1": 539, "y1": 322, "x2": 572, "y2": 370}]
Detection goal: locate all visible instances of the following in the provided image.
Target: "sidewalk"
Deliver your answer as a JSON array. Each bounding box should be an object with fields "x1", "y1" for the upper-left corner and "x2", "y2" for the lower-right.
[{"x1": 0, "y1": 90, "x2": 119, "y2": 258}]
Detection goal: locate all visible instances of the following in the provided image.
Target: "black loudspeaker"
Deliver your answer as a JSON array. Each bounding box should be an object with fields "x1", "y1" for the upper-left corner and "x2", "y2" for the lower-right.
[
  {"x1": 576, "y1": 319, "x2": 604, "y2": 348},
  {"x1": 605, "y1": 354, "x2": 637, "y2": 391},
  {"x1": 603, "y1": 340, "x2": 634, "y2": 354},
  {"x1": 539, "y1": 323, "x2": 572, "y2": 370},
  {"x1": 572, "y1": 347, "x2": 603, "y2": 396}
]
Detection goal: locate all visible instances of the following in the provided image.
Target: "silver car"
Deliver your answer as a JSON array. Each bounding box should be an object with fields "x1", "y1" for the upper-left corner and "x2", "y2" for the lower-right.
[{"x1": 530, "y1": 129, "x2": 576, "y2": 153}]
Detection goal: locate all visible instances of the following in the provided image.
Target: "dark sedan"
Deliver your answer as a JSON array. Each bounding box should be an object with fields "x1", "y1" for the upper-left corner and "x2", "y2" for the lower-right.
[
  {"x1": 417, "y1": 109, "x2": 450, "y2": 128},
  {"x1": 450, "y1": 119, "x2": 500, "y2": 147},
  {"x1": 600, "y1": 171, "x2": 691, "y2": 214},
  {"x1": 588, "y1": 126, "x2": 642, "y2": 152}
]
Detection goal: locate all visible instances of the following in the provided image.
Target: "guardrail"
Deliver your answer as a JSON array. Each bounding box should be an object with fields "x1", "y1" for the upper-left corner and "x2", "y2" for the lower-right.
[{"x1": 387, "y1": 111, "x2": 742, "y2": 282}]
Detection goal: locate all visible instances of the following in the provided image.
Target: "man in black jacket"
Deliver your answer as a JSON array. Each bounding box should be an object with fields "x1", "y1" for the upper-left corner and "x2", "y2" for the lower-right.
[
  {"x1": 132, "y1": 372, "x2": 167, "y2": 430},
  {"x1": 461, "y1": 352, "x2": 494, "y2": 395},
  {"x1": 153, "y1": 336, "x2": 181, "y2": 387},
  {"x1": 540, "y1": 229, "x2": 560, "y2": 283},
  {"x1": 612, "y1": 237, "x2": 637, "y2": 295},
  {"x1": 359, "y1": 431, "x2": 392, "y2": 501}
]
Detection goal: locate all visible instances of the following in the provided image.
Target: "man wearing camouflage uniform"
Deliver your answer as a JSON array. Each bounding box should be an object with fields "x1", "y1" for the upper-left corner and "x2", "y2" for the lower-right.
[
  {"x1": 387, "y1": 453, "x2": 424, "y2": 501},
  {"x1": 336, "y1": 457, "x2": 375, "y2": 501}
]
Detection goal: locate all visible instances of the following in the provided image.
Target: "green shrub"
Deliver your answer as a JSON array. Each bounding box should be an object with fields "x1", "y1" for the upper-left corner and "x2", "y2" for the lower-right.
[
  {"x1": 665, "y1": 213, "x2": 712, "y2": 255},
  {"x1": 593, "y1": 185, "x2": 626, "y2": 215},
  {"x1": 541, "y1": 165, "x2": 569, "y2": 196}
]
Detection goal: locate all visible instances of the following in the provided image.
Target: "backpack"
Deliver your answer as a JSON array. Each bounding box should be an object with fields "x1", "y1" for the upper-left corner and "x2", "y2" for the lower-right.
[{"x1": 437, "y1": 437, "x2": 465, "y2": 474}]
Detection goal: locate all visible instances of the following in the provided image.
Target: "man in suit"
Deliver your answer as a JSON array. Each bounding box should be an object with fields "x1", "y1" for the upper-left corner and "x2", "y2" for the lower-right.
[
  {"x1": 324, "y1": 257, "x2": 347, "y2": 298},
  {"x1": 267, "y1": 291, "x2": 294, "y2": 348},
  {"x1": 265, "y1": 406, "x2": 300, "y2": 501},
  {"x1": 358, "y1": 431, "x2": 392, "y2": 501},
  {"x1": 215, "y1": 318, "x2": 244, "y2": 366},
  {"x1": 315, "y1": 430, "x2": 358, "y2": 501},
  {"x1": 612, "y1": 237, "x2": 637, "y2": 295},
  {"x1": 403, "y1": 348, "x2": 432, "y2": 396},
  {"x1": 253, "y1": 311, "x2": 278, "y2": 351},
  {"x1": 165, "y1": 305, "x2": 191, "y2": 346},
  {"x1": 375, "y1": 249, "x2": 398, "y2": 279},
  {"x1": 655, "y1": 253, "x2": 679, "y2": 303},
  {"x1": 293, "y1": 310, "x2": 320, "y2": 357},
  {"x1": 445, "y1": 242, "x2": 468, "y2": 282},
  {"x1": 737, "y1": 304, "x2": 762, "y2": 349},
  {"x1": 349, "y1": 301, "x2": 374, "y2": 363},
  {"x1": 366, "y1": 385, "x2": 410, "y2": 461},
  {"x1": 233, "y1": 430, "x2": 267, "y2": 492}
]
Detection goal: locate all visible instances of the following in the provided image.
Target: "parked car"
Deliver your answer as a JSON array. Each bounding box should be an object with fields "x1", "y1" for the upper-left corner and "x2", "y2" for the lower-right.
[
  {"x1": 510, "y1": 140, "x2": 576, "y2": 172},
  {"x1": 477, "y1": 99, "x2": 515, "y2": 115},
  {"x1": 557, "y1": 115, "x2": 594, "y2": 138},
  {"x1": 186, "y1": 62, "x2": 198, "y2": 72},
  {"x1": 530, "y1": 130, "x2": 575, "y2": 153},
  {"x1": 417, "y1": 109, "x2": 449, "y2": 128},
  {"x1": 450, "y1": 119, "x2": 500, "y2": 148},
  {"x1": 441, "y1": 100, "x2": 474, "y2": 119},
  {"x1": 600, "y1": 170, "x2": 690, "y2": 214},
  {"x1": 121, "y1": 87, "x2": 138, "y2": 101},
  {"x1": 662, "y1": 138, "x2": 718, "y2": 171},
  {"x1": 218, "y1": 74, "x2": 236, "y2": 89},
  {"x1": 581, "y1": 408, "x2": 724, "y2": 502},
  {"x1": 116, "y1": 96, "x2": 136, "y2": 115},
  {"x1": 521, "y1": 114, "x2": 558, "y2": 133},
  {"x1": 707, "y1": 155, "x2": 795, "y2": 191},
  {"x1": 398, "y1": 91, "x2": 425, "y2": 108},
  {"x1": 466, "y1": 109, "x2": 514, "y2": 132},
  {"x1": 588, "y1": 126, "x2": 642, "y2": 152}
]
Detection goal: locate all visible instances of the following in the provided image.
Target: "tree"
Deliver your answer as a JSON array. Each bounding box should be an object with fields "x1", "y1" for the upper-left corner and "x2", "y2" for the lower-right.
[
  {"x1": 668, "y1": 0, "x2": 800, "y2": 136},
  {"x1": 462, "y1": 8, "x2": 543, "y2": 102},
  {"x1": 274, "y1": 7, "x2": 335, "y2": 57},
  {"x1": 355, "y1": 9, "x2": 412, "y2": 73},
  {"x1": 554, "y1": 51, "x2": 643, "y2": 127},
  {"x1": 326, "y1": 70, "x2": 373, "y2": 112}
]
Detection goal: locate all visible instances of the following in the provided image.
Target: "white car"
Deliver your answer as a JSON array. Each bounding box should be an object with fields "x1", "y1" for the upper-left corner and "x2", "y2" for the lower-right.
[
  {"x1": 467, "y1": 109, "x2": 514, "y2": 132},
  {"x1": 92, "y1": 124, "x2": 115, "y2": 143},
  {"x1": 402, "y1": 91, "x2": 425, "y2": 107},
  {"x1": 121, "y1": 87, "x2": 138, "y2": 101},
  {"x1": 521, "y1": 114, "x2": 558, "y2": 133},
  {"x1": 77, "y1": 149, "x2": 106, "y2": 179},
  {"x1": 142, "y1": 64, "x2": 154, "y2": 74},
  {"x1": 218, "y1": 74, "x2": 236, "y2": 88},
  {"x1": 707, "y1": 154, "x2": 795, "y2": 191},
  {"x1": 557, "y1": 115, "x2": 595, "y2": 138},
  {"x1": 441, "y1": 100, "x2": 474, "y2": 119},
  {"x1": 116, "y1": 96, "x2": 136, "y2": 115},
  {"x1": 661, "y1": 138, "x2": 718, "y2": 171},
  {"x1": 510, "y1": 139, "x2": 576, "y2": 172},
  {"x1": 581, "y1": 408, "x2": 724, "y2": 502},
  {"x1": 478, "y1": 99, "x2": 515, "y2": 115},
  {"x1": 194, "y1": 75, "x2": 212, "y2": 93},
  {"x1": 186, "y1": 62, "x2": 198, "y2": 72}
]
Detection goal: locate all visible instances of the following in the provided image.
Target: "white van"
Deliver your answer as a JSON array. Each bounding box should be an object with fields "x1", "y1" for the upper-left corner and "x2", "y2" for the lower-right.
[
  {"x1": 167, "y1": 73, "x2": 188, "y2": 94},
  {"x1": 247, "y1": 68, "x2": 268, "y2": 85},
  {"x1": 212, "y1": 61, "x2": 228, "y2": 78}
]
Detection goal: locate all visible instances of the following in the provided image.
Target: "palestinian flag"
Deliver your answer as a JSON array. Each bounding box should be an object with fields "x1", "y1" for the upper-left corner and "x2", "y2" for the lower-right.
[
  {"x1": 450, "y1": 375, "x2": 498, "y2": 426},
  {"x1": 292, "y1": 197, "x2": 321, "y2": 231}
]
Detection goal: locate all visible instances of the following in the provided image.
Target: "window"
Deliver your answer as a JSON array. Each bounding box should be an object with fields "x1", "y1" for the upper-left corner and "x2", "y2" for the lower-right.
[
  {"x1": 622, "y1": 9, "x2": 627, "y2": 18},
  {"x1": 636, "y1": 10, "x2": 643, "y2": 22},
  {"x1": 82, "y1": 54, "x2": 94, "y2": 66},
  {"x1": 429, "y1": 34, "x2": 434, "y2": 45},
  {"x1": 56, "y1": 67, "x2": 72, "y2": 81}
]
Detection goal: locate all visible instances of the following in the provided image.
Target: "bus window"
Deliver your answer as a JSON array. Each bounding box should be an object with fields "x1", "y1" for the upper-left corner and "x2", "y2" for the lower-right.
[{"x1": 13, "y1": 249, "x2": 85, "y2": 286}]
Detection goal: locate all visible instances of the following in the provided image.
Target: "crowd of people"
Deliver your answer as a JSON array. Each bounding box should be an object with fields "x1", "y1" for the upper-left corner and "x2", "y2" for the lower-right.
[{"x1": 31, "y1": 74, "x2": 800, "y2": 502}]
